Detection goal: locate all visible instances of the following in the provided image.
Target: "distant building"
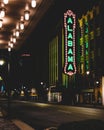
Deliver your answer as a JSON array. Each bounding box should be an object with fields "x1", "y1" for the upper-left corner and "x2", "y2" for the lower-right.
[
  {"x1": 77, "y1": 0, "x2": 104, "y2": 105},
  {"x1": 48, "y1": 0, "x2": 104, "y2": 105}
]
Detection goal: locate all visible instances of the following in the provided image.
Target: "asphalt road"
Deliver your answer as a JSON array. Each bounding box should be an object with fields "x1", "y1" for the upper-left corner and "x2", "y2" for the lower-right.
[{"x1": 1, "y1": 100, "x2": 104, "y2": 130}]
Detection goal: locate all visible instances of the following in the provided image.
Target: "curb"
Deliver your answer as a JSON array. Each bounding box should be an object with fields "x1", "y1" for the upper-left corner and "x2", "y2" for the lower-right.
[
  {"x1": 0, "y1": 107, "x2": 35, "y2": 130},
  {"x1": 12, "y1": 119, "x2": 35, "y2": 130},
  {"x1": 0, "y1": 111, "x2": 3, "y2": 117}
]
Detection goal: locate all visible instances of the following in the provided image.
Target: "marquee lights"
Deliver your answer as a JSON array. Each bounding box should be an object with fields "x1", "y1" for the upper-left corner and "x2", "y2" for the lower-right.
[
  {"x1": 64, "y1": 10, "x2": 76, "y2": 76},
  {"x1": 78, "y1": 15, "x2": 90, "y2": 74},
  {"x1": 84, "y1": 20, "x2": 89, "y2": 71}
]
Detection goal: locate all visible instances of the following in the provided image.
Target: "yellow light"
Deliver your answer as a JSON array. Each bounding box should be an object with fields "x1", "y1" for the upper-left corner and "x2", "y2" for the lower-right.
[
  {"x1": 24, "y1": 10, "x2": 30, "y2": 21},
  {"x1": 8, "y1": 42, "x2": 13, "y2": 48},
  {"x1": 86, "y1": 71, "x2": 90, "y2": 75},
  {"x1": 0, "y1": 19, "x2": 3, "y2": 28},
  {"x1": 15, "y1": 23, "x2": 20, "y2": 37},
  {"x1": 15, "y1": 30, "x2": 19, "y2": 37},
  {"x1": 20, "y1": 90, "x2": 24, "y2": 96},
  {"x1": 3, "y1": 0, "x2": 9, "y2": 4},
  {"x1": 102, "y1": 77, "x2": 104, "y2": 106},
  {"x1": 20, "y1": 16, "x2": 24, "y2": 30},
  {"x1": 12, "y1": 36, "x2": 16, "y2": 43},
  {"x1": 31, "y1": 0, "x2": 36, "y2": 8},
  {"x1": 20, "y1": 21, "x2": 24, "y2": 30},
  {"x1": 0, "y1": 59, "x2": 5, "y2": 66},
  {"x1": 24, "y1": 4, "x2": 30, "y2": 21},
  {"x1": 8, "y1": 47, "x2": 11, "y2": 52},
  {"x1": 0, "y1": 76, "x2": 3, "y2": 80},
  {"x1": 10, "y1": 36, "x2": 16, "y2": 44},
  {"x1": 0, "y1": 8, "x2": 6, "y2": 18}
]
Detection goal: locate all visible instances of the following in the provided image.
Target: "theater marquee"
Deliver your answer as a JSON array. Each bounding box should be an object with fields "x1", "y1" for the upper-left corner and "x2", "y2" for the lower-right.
[{"x1": 64, "y1": 10, "x2": 76, "y2": 76}]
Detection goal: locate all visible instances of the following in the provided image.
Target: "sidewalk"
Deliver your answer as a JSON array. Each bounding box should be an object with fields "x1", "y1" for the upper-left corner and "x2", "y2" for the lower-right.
[
  {"x1": 0, "y1": 118, "x2": 20, "y2": 130},
  {"x1": 76, "y1": 103, "x2": 104, "y2": 109},
  {"x1": 0, "y1": 107, "x2": 35, "y2": 130}
]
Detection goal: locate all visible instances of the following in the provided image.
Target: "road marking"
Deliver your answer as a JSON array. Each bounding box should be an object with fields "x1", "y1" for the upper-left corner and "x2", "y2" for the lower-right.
[
  {"x1": 58, "y1": 110, "x2": 72, "y2": 114},
  {"x1": 45, "y1": 127, "x2": 57, "y2": 130}
]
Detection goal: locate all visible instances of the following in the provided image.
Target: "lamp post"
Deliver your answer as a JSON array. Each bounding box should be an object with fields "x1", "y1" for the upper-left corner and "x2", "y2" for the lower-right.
[
  {"x1": 7, "y1": 47, "x2": 12, "y2": 118},
  {"x1": 0, "y1": 47, "x2": 12, "y2": 118},
  {"x1": 86, "y1": 71, "x2": 90, "y2": 88}
]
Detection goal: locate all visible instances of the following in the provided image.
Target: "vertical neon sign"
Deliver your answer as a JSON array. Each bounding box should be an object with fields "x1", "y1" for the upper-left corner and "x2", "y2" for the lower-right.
[
  {"x1": 64, "y1": 10, "x2": 76, "y2": 76},
  {"x1": 84, "y1": 19, "x2": 89, "y2": 72}
]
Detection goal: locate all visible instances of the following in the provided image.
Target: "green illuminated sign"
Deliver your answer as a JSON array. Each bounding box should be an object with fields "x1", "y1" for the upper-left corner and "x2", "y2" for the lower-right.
[{"x1": 64, "y1": 10, "x2": 76, "y2": 76}]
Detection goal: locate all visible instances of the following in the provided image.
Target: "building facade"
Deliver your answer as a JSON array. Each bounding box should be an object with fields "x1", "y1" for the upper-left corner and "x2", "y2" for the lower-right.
[{"x1": 48, "y1": 0, "x2": 104, "y2": 105}]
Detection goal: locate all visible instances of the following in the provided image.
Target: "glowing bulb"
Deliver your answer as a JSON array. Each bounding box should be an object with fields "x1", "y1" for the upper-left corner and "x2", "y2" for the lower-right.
[
  {"x1": 24, "y1": 4, "x2": 30, "y2": 21},
  {"x1": 8, "y1": 42, "x2": 13, "y2": 48},
  {"x1": 0, "y1": 8, "x2": 5, "y2": 18},
  {"x1": 15, "y1": 24, "x2": 20, "y2": 37},
  {"x1": 8, "y1": 47, "x2": 11, "y2": 52},
  {"x1": 20, "y1": 21, "x2": 24, "y2": 30},
  {"x1": 13, "y1": 37, "x2": 16, "y2": 43},
  {"x1": 24, "y1": 10, "x2": 30, "y2": 21},
  {"x1": 3, "y1": 0, "x2": 9, "y2": 4},
  {"x1": 15, "y1": 30, "x2": 19, "y2": 37},
  {"x1": 31, "y1": 0, "x2": 36, "y2": 8},
  {"x1": 0, "y1": 60, "x2": 5, "y2": 66}
]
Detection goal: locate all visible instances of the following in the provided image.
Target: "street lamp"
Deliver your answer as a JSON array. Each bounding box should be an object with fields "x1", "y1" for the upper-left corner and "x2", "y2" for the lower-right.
[
  {"x1": 86, "y1": 71, "x2": 90, "y2": 75},
  {"x1": 86, "y1": 71, "x2": 90, "y2": 88},
  {"x1": 0, "y1": 59, "x2": 5, "y2": 66},
  {"x1": 7, "y1": 47, "x2": 12, "y2": 118}
]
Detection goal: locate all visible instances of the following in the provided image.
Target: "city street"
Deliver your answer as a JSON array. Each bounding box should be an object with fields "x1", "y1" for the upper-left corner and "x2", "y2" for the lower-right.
[
  {"x1": 0, "y1": 1, "x2": 104, "y2": 130},
  {"x1": 1, "y1": 99, "x2": 104, "y2": 130}
]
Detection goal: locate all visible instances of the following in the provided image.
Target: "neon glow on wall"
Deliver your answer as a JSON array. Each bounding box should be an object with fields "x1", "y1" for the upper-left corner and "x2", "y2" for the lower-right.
[
  {"x1": 64, "y1": 10, "x2": 76, "y2": 76},
  {"x1": 84, "y1": 20, "x2": 89, "y2": 71},
  {"x1": 102, "y1": 77, "x2": 104, "y2": 106},
  {"x1": 79, "y1": 18, "x2": 85, "y2": 74}
]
